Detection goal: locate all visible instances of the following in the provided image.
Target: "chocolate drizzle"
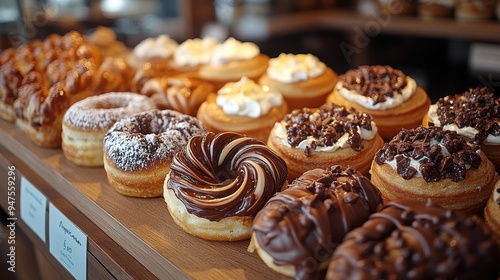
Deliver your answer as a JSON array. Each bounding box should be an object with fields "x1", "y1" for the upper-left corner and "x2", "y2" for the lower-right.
[
  {"x1": 432, "y1": 87, "x2": 500, "y2": 143},
  {"x1": 252, "y1": 165, "x2": 381, "y2": 280},
  {"x1": 167, "y1": 132, "x2": 287, "y2": 221},
  {"x1": 326, "y1": 199, "x2": 499, "y2": 280},
  {"x1": 282, "y1": 103, "x2": 374, "y2": 155},
  {"x1": 374, "y1": 126, "x2": 481, "y2": 182},
  {"x1": 338, "y1": 65, "x2": 408, "y2": 104}
]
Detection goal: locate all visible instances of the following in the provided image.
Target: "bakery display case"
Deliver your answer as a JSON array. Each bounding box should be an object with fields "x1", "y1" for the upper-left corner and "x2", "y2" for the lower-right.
[{"x1": 1, "y1": 0, "x2": 500, "y2": 279}]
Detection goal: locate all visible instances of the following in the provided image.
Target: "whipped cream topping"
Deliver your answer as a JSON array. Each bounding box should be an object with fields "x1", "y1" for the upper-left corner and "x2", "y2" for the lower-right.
[
  {"x1": 209, "y1": 37, "x2": 259, "y2": 65},
  {"x1": 428, "y1": 104, "x2": 500, "y2": 145},
  {"x1": 374, "y1": 126, "x2": 482, "y2": 182},
  {"x1": 336, "y1": 77, "x2": 416, "y2": 110},
  {"x1": 133, "y1": 35, "x2": 178, "y2": 59},
  {"x1": 173, "y1": 37, "x2": 219, "y2": 67},
  {"x1": 267, "y1": 53, "x2": 326, "y2": 83},
  {"x1": 216, "y1": 76, "x2": 283, "y2": 118}
]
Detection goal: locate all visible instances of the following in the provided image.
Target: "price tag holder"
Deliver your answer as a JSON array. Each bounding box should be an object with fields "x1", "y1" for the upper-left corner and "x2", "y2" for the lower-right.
[
  {"x1": 20, "y1": 176, "x2": 47, "y2": 242},
  {"x1": 49, "y1": 203, "x2": 87, "y2": 280}
]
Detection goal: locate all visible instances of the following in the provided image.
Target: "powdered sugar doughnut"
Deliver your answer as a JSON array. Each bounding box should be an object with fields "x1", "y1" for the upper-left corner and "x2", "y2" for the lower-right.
[
  {"x1": 62, "y1": 92, "x2": 156, "y2": 167},
  {"x1": 103, "y1": 109, "x2": 206, "y2": 197}
]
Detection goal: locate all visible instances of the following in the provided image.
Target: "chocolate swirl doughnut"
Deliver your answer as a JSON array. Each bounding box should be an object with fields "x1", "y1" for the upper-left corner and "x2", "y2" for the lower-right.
[
  {"x1": 164, "y1": 132, "x2": 288, "y2": 241},
  {"x1": 249, "y1": 165, "x2": 382, "y2": 280},
  {"x1": 326, "y1": 199, "x2": 499, "y2": 280}
]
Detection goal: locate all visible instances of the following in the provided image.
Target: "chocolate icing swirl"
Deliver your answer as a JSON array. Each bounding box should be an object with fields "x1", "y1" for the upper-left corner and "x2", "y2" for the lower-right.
[
  {"x1": 338, "y1": 65, "x2": 408, "y2": 105},
  {"x1": 252, "y1": 165, "x2": 381, "y2": 280},
  {"x1": 326, "y1": 199, "x2": 499, "y2": 280},
  {"x1": 167, "y1": 132, "x2": 287, "y2": 221},
  {"x1": 433, "y1": 87, "x2": 500, "y2": 143},
  {"x1": 374, "y1": 126, "x2": 481, "y2": 182}
]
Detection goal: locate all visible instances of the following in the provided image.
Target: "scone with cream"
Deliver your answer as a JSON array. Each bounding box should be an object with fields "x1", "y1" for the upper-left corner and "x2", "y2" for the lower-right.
[
  {"x1": 327, "y1": 65, "x2": 430, "y2": 140},
  {"x1": 259, "y1": 53, "x2": 338, "y2": 110},
  {"x1": 197, "y1": 76, "x2": 288, "y2": 142}
]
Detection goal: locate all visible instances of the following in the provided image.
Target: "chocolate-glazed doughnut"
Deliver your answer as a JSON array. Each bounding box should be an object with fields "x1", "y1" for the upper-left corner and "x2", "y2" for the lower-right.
[
  {"x1": 248, "y1": 165, "x2": 382, "y2": 280},
  {"x1": 326, "y1": 199, "x2": 499, "y2": 280},
  {"x1": 370, "y1": 125, "x2": 497, "y2": 214},
  {"x1": 164, "y1": 132, "x2": 288, "y2": 241}
]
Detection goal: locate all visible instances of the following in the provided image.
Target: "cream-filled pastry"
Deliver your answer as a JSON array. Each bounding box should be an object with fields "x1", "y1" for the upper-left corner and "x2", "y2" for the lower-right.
[
  {"x1": 259, "y1": 53, "x2": 338, "y2": 110},
  {"x1": 267, "y1": 103, "x2": 384, "y2": 181},
  {"x1": 423, "y1": 87, "x2": 500, "y2": 171},
  {"x1": 170, "y1": 37, "x2": 219, "y2": 77},
  {"x1": 327, "y1": 65, "x2": 430, "y2": 140},
  {"x1": 197, "y1": 76, "x2": 288, "y2": 142},
  {"x1": 198, "y1": 37, "x2": 269, "y2": 90}
]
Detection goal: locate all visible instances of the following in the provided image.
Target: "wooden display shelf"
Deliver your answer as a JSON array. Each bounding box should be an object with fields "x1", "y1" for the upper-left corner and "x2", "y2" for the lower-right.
[
  {"x1": 230, "y1": 8, "x2": 500, "y2": 42},
  {"x1": 0, "y1": 119, "x2": 286, "y2": 280}
]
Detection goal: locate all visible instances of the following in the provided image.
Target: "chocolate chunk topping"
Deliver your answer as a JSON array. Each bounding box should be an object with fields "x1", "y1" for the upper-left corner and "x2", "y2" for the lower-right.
[
  {"x1": 252, "y1": 165, "x2": 381, "y2": 280},
  {"x1": 375, "y1": 126, "x2": 481, "y2": 182},
  {"x1": 326, "y1": 199, "x2": 499, "y2": 280},
  {"x1": 338, "y1": 65, "x2": 408, "y2": 104},
  {"x1": 282, "y1": 103, "x2": 374, "y2": 156},
  {"x1": 433, "y1": 87, "x2": 500, "y2": 142}
]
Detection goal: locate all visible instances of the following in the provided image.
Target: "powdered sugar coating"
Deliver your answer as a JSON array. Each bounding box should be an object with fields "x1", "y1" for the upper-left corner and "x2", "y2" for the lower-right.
[
  {"x1": 103, "y1": 109, "x2": 206, "y2": 171},
  {"x1": 63, "y1": 92, "x2": 156, "y2": 131}
]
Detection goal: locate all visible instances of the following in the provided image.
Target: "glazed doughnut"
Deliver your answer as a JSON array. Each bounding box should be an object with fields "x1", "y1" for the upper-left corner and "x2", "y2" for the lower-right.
[
  {"x1": 484, "y1": 180, "x2": 500, "y2": 244},
  {"x1": 248, "y1": 165, "x2": 382, "y2": 279},
  {"x1": 423, "y1": 87, "x2": 500, "y2": 172},
  {"x1": 62, "y1": 92, "x2": 156, "y2": 167},
  {"x1": 371, "y1": 126, "x2": 497, "y2": 214},
  {"x1": 267, "y1": 103, "x2": 384, "y2": 181},
  {"x1": 141, "y1": 76, "x2": 213, "y2": 116},
  {"x1": 103, "y1": 109, "x2": 206, "y2": 198},
  {"x1": 163, "y1": 132, "x2": 288, "y2": 241},
  {"x1": 326, "y1": 65, "x2": 430, "y2": 141},
  {"x1": 326, "y1": 199, "x2": 499, "y2": 280}
]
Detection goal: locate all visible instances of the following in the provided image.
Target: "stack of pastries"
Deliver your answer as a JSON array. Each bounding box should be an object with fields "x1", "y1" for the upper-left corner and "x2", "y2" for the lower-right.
[{"x1": 2, "y1": 30, "x2": 500, "y2": 279}]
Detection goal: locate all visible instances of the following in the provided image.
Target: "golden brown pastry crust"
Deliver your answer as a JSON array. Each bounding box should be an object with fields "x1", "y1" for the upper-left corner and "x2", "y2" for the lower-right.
[
  {"x1": 197, "y1": 93, "x2": 289, "y2": 143},
  {"x1": 370, "y1": 151, "x2": 497, "y2": 215},
  {"x1": 327, "y1": 86, "x2": 430, "y2": 141},
  {"x1": 267, "y1": 125, "x2": 384, "y2": 181},
  {"x1": 259, "y1": 67, "x2": 337, "y2": 110},
  {"x1": 484, "y1": 181, "x2": 500, "y2": 245},
  {"x1": 198, "y1": 54, "x2": 269, "y2": 90}
]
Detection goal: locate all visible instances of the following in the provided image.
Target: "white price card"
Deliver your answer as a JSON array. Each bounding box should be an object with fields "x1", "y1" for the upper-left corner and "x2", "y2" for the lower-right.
[
  {"x1": 20, "y1": 176, "x2": 47, "y2": 242},
  {"x1": 49, "y1": 203, "x2": 87, "y2": 280}
]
